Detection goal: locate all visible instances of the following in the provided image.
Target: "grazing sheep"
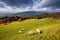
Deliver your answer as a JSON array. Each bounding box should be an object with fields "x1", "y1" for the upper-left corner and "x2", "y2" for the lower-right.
[
  {"x1": 36, "y1": 28, "x2": 43, "y2": 34},
  {"x1": 19, "y1": 31, "x2": 23, "y2": 34},
  {"x1": 28, "y1": 31, "x2": 35, "y2": 35},
  {"x1": 36, "y1": 29, "x2": 41, "y2": 33},
  {"x1": 35, "y1": 32, "x2": 38, "y2": 34},
  {"x1": 21, "y1": 28, "x2": 26, "y2": 31}
]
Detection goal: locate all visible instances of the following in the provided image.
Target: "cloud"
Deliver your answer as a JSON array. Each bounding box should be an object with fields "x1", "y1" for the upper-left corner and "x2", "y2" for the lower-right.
[
  {"x1": 37, "y1": 7, "x2": 60, "y2": 12},
  {"x1": 0, "y1": 0, "x2": 33, "y2": 7},
  {"x1": 0, "y1": 0, "x2": 60, "y2": 14}
]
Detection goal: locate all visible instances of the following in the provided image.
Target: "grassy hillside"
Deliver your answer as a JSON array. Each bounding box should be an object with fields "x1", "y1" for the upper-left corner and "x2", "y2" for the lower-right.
[{"x1": 0, "y1": 18, "x2": 60, "y2": 40}]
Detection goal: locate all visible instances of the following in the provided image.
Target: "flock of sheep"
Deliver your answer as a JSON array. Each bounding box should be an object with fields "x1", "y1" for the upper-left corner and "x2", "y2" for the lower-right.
[{"x1": 19, "y1": 28, "x2": 43, "y2": 35}]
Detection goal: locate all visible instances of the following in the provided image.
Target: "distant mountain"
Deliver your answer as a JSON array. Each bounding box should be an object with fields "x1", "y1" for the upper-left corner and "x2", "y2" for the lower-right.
[
  {"x1": 0, "y1": 11, "x2": 45, "y2": 17},
  {"x1": 16, "y1": 11, "x2": 45, "y2": 17}
]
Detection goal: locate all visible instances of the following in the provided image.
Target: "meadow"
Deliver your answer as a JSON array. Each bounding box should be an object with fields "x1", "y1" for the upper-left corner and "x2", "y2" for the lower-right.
[{"x1": 0, "y1": 18, "x2": 60, "y2": 40}]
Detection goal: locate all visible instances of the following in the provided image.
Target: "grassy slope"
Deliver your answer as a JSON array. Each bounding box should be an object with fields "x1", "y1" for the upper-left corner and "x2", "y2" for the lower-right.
[{"x1": 0, "y1": 18, "x2": 60, "y2": 40}]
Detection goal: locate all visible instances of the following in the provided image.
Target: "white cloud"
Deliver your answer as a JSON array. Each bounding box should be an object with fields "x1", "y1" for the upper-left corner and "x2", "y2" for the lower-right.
[{"x1": 38, "y1": 7, "x2": 60, "y2": 12}]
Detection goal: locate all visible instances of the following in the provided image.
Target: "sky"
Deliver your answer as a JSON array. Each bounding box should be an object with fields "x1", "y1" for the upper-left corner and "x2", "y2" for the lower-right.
[{"x1": 0, "y1": 0, "x2": 60, "y2": 14}]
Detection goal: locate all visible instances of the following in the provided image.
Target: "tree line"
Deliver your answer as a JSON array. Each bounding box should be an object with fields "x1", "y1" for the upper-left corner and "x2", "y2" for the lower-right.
[{"x1": 0, "y1": 12, "x2": 60, "y2": 25}]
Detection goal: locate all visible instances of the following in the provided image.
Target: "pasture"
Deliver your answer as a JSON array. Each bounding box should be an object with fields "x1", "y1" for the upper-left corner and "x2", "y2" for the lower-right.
[{"x1": 0, "y1": 18, "x2": 60, "y2": 40}]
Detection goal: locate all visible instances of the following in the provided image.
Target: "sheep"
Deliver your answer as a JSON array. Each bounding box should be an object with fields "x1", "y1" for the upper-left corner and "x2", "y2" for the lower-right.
[
  {"x1": 18, "y1": 28, "x2": 26, "y2": 34},
  {"x1": 36, "y1": 29, "x2": 40, "y2": 33},
  {"x1": 19, "y1": 31, "x2": 23, "y2": 34},
  {"x1": 21, "y1": 28, "x2": 26, "y2": 31},
  {"x1": 28, "y1": 31, "x2": 35, "y2": 35},
  {"x1": 36, "y1": 28, "x2": 43, "y2": 34},
  {"x1": 35, "y1": 31, "x2": 38, "y2": 34}
]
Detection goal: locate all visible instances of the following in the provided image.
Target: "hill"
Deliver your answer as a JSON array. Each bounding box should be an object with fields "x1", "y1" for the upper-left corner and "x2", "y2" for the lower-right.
[
  {"x1": 0, "y1": 11, "x2": 43, "y2": 17},
  {"x1": 0, "y1": 18, "x2": 60, "y2": 40},
  {"x1": 0, "y1": 12, "x2": 60, "y2": 24}
]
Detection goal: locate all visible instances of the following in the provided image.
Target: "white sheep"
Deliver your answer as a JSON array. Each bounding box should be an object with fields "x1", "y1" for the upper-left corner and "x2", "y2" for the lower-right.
[
  {"x1": 28, "y1": 31, "x2": 35, "y2": 35},
  {"x1": 36, "y1": 28, "x2": 43, "y2": 34},
  {"x1": 19, "y1": 31, "x2": 23, "y2": 34},
  {"x1": 21, "y1": 28, "x2": 26, "y2": 31},
  {"x1": 36, "y1": 29, "x2": 41, "y2": 33}
]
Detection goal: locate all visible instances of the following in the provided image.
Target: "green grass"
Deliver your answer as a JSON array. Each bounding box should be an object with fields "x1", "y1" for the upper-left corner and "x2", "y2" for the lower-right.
[{"x1": 0, "y1": 18, "x2": 60, "y2": 40}]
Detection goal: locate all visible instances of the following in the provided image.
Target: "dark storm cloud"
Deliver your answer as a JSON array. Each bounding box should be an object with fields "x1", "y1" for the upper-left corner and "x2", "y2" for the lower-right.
[
  {"x1": 0, "y1": 0, "x2": 60, "y2": 8},
  {"x1": 0, "y1": 0, "x2": 60, "y2": 13},
  {"x1": 0, "y1": 3, "x2": 5, "y2": 8},
  {"x1": 0, "y1": 0, "x2": 33, "y2": 7},
  {"x1": 41, "y1": 0, "x2": 60, "y2": 8}
]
